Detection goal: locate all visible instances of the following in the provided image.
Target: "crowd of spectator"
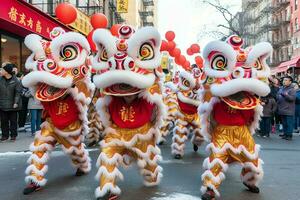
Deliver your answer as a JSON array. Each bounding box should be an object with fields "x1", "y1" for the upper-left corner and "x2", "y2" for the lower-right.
[
  {"x1": 259, "y1": 72, "x2": 300, "y2": 141},
  {"x1": 0, "y1": 63, "x2": 43, "y2": 142}
]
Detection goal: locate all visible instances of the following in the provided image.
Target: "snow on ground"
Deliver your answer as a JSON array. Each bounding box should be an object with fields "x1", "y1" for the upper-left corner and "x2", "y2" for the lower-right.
[{"x1": 151, "y1": 193, "x2": 201, "y2": 200}]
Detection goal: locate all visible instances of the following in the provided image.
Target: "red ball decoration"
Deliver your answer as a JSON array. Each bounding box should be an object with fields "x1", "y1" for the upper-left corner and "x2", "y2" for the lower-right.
[
  {"x1": 167, "y1": 41, "x2": 176, "y2": 51},
  {"x1": 110, "y1": 24, "x2": 122, "y2": 37},
  {"x1": 160, "y1": 40, "x2": 168, "y2": 51},
  {"x1": 165, "y1": 31, "x2": 175, "y2": 41},
  {"x1": 55, "y1": 3, "x2": 77, "y2": 24},
  {"x1": 187, "y1": 48, "x2": 193, "y2": 56},
  {"x1": 191, "y1": 43, "x2": 201, "y2": 53},
  {"x1": 179, "y1": 55, "x2": 186, "y2": 65},
  {"x1": 87, "y1": 30, "x2": 96, "y2": 52},
  {"x1": 175, "y1": 56, "x2": 181, "y2": 65},
  {"x1": 183, "y1": 60, "x2": 190, "y2": 69},
  {"x1": 91, "y1": 13, "x2": 108, "y2": 29},
  {"x1": 172, "y1": 48, "x2": 181, "y2": 58},
  {"x1": 195, "y1": 56, "x2": 204, "y2": 67}
]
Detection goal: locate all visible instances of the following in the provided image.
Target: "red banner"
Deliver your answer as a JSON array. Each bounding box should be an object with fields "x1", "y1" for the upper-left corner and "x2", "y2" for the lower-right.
[{"x1": 0, "y1": 0, "x2": 69, "y2": 39}]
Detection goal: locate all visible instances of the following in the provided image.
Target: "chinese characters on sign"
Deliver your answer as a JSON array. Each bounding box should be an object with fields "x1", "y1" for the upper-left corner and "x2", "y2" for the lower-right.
[
  {"x1": 8, "y1": 6, "x2": 49, "y2": 34},
  {"x1": 69, "y1": 9, "x2": 92, "y2": 36},
  {"x1": 117, "y1": 0, "x2": 128, "y2": 13}
]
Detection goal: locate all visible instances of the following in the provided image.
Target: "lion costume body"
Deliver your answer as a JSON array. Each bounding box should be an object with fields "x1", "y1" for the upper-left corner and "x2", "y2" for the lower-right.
[
  {"x1": 199, "y1": 36, "x2": 272, "y2": 199},
  {"x1": 22, "y1": 28, "x2": 94, "y2": 194},
  {"x1": 91, "y1": 25, "x2": 166, "y2": 199}
]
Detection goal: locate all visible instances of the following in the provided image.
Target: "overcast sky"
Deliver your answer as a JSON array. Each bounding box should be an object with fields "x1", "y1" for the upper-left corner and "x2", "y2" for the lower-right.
[{"x1": 157, "y1": 0, "x2": 241, "y2": 56}]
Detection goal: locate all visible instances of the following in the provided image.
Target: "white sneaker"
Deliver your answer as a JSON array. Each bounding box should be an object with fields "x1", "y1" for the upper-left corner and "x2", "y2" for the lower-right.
[
  {"x1": 18, "y1": 127, "x2": 25, "y2": 132},
  {"x1": 293, "y1": 132, "x2": 300, "y2": 136}
]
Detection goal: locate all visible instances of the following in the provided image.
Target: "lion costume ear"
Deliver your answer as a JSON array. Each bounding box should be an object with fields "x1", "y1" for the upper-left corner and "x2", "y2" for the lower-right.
[
  {"x1": 24, "y1": 34, "x2": 45, "y2": 70},
  {"x1": 245, "y1": 42, "x2": 273, "y2": 78},
  {"x1": 203, "y1": 40, "x2": 236, "y2": 78},
  {"x1": 91, "y1": 28, "x2": 118, "y2": 70},
  {"x1": 127, "y1": 26, "x2": 161, "y2": 69}
]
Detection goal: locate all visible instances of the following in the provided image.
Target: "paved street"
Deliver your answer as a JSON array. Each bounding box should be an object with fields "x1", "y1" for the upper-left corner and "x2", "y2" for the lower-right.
[{"x1": 1, "y1": 133, "x2": 300, "y2": 200}]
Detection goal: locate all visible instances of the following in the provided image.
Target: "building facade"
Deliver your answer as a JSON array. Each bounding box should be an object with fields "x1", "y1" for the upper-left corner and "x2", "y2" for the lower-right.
[
  {"x1": 240, "y1": 0, "x2": 300, "y2": 74},
  {"x1": 241, "y1": 0, "x2": 274, "y2": 63},
  {"x1": 120, "y1": 0, "x2": 158, "y2": 28}
]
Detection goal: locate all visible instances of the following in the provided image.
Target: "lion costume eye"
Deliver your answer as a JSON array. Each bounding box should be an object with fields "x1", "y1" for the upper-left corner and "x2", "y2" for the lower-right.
[
  {"x1": 60, "y1": 44, "x2": 78, "y2": 61},
  {"x1": 139, "y1": 42, "x2": 154, "y2": 60},
  {"x1": 182, "y1": 79, "x2": 190, "y2": 88},
  {"x1": 253, "y1": 59, "x2": 263, "y2": 70},
  {"x1": 211, "y1": 54, "x2": 227, "y2": 71},
  {"x1": 100, "y1": 49, "x2": 108, "y2": 62}
]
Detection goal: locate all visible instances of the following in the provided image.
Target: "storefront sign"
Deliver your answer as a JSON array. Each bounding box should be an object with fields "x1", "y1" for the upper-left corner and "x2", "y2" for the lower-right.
[
  {"x1": 69, "y1": 9, "x2": 92, "y2": 36},
  {"x1": 117, "y1": 0, "x2": 128, "y2": 13},
  {"x1": 0, "y1": 0, "x2": 68, "y2": 39}
]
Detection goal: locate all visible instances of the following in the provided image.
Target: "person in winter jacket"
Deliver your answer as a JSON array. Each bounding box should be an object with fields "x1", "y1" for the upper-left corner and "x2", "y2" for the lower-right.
[
  {"x1": 260, "y1": 94, "x2": 277, "y2": 137},
  {"x1": 294, "y1": 83, "x2": 300, "y2": 133},
  {"x1": 0, "y1": 63, "x2": 22, "y2": 141},
  {"x1": 24, "y1": 90, "x2": 43, "y2": 136},
  {"x1": 277, "y1": 76, "x2": 296, "y2": 140}
]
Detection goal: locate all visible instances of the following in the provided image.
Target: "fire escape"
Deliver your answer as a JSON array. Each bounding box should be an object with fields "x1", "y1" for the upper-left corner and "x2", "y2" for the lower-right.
[{"x1": 139, "y1": 0, "x2": 154, "y2": 27}]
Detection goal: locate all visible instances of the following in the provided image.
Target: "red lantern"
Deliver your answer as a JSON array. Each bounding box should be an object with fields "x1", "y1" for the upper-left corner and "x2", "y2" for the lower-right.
[
  {"x1": 167, "y1": 41, "x2": 176, "y2": 51},
  {"x1": 172, "y1": 48, "x2": 181, "y2": 58},
  {"x1": 55, "y1": 3, "x2": 77, "y2": 24},
  {"x1": 110, "y1": 24, "x2": 122, "y2": 37},
  {"x1": 87, "y1": 30, "x2": 97, "y2": 52},
  {"x1": 191, "y1": 44, "x2": 200, "y2": 53},
  {"x1": 179, "y1": 55, "x2": 186, "y2": 65},
  {"x1": 160, "y1": 40, "x2": 168, "y2": 51},
  {"x1": 165, "y1": 31, "x2": 175, "y2": 41},
  {"x1": 187, "y1": 48, "x2": 193, "y2": 56},
  {"x1": 195, "y1": 56, "x2": 204, "y2": 68},
  {"x1": 91, "y1": 13, "x2": 108, "y2": 29}
]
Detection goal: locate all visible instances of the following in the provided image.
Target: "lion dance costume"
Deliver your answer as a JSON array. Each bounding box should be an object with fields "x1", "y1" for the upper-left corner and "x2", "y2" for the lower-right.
[
  {"x1": 22, "y1": 28, "x2": 94, "y2": 194},
  {"x1": 158, "y1": 81, "x2": 178, "y2": 145},
  {"x1": 171, "y1": 65, "x2": 204, "y2": 159},
  {"x1": 199, "y1": 35, "x2": 272, "y2": 199},
  {"x1": 86, "y1": 89, "x2": 104, "y2": 147},
  {"x1": 91, "y1": 25, "x2": 165, "y2": 199}
]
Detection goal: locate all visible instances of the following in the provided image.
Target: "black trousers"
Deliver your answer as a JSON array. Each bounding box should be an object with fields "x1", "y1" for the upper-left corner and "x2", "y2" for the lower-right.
[
  {"x1": 0, "y1": 110, "x2": 18, "y2": 138},
  {"x1": 18, "y1": 109, "x2": 28, "y2": 127}
]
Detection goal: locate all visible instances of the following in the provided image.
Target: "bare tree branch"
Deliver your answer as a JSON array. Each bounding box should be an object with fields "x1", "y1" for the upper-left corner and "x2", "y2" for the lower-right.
[{"x1": 198, "y1": 0, "x2": 247, "y2": 39}]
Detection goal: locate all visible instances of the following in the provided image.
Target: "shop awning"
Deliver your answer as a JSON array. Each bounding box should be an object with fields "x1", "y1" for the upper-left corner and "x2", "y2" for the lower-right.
[
  {"x1": 271, "y1": 56, "x2": 300, "y2": 74},
  {"x1": 0, "y1": 0, "x2": 71, "y2": 40}
]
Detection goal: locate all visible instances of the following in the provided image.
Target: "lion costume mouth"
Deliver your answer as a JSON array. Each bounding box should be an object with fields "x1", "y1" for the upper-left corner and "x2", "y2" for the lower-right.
[
  {"x1": 36, "y1": 83, "x2": 68, "y2": 101},
  {"x1": 221, "y1": 91, "x2": 260, "y2": 110},
  {"x1": 103, "y1": 83, "x2": 142, "y2": 96}
]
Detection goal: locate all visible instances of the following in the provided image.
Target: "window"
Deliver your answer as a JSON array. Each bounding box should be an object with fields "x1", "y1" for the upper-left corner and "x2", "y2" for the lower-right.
[
  {"x1": 0, "y1": 33, "x2": 30, "y2": 72},
  {"x1": 296, "y1": 17, "x2": 299, "y2": 31},
  {"x1": 296, "y1": 0, "x2": 298, "y2": 10},
  {"x1": 1, "y1": 34, "x2": 20, "y2": 68}
]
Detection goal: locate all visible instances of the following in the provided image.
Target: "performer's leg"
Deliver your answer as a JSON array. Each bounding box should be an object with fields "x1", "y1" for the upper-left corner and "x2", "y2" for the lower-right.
[
  {"x1": 237, "y1": 133, "x2": 263, "y2": 193},
  {"x1": 135, "y1": 138, "x2": 163, "y2": 186},
  {"x1": 190, "y1": 119, "x2": 204, "y2": 152},
  {"x1": 158, "y1": 121, "x2": 169, "y2": 145},
  {"x1": 171, "y1": 116, "x2": 189, "y2": 158},
  {"x1": 95, "y1": 146, "x2": 125, "y2": 199},
  {"x1": 24, "y1": 122, "x2": 57, "y2": 194},
  {"x1": 201, "y1": 151, "x2": 230, "y2": 199},
  {"x1": 61, "y1": 137, "x2": 91, "y2": 175}
]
